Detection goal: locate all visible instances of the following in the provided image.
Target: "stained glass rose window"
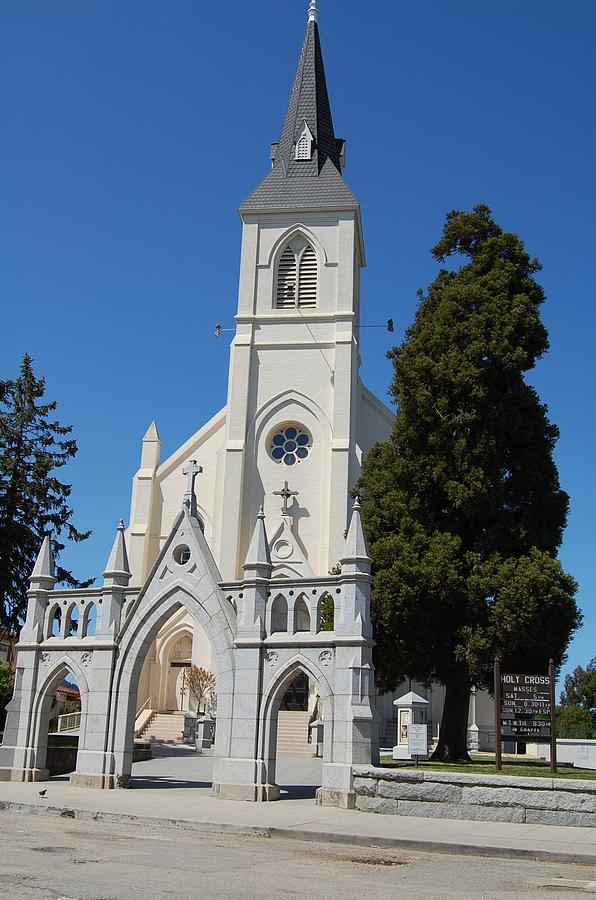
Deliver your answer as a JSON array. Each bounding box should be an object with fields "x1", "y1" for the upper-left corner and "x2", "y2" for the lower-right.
[{"x1": 269, "y1": 424, "x2": 311, "y2": 465}]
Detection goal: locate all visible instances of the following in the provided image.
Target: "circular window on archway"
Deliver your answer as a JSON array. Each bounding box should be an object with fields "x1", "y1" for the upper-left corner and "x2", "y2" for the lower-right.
[
  {"x1": 268, "y1": 424, "x2": 312, "y2": 466},
  {"x1": 173, "y1": 544, "x2": 191, "y2": 565}
]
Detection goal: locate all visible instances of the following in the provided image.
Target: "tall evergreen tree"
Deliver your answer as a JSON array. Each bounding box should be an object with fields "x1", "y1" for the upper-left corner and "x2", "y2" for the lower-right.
[
  {"x1": 559, "y1": 656, "x2": 596, "y2": 728},
  {"x1": 0, "y1": 354, "x2": 91, "y2": 632},
  {"x1": 357, "y1": 206, "x2": 581, "y2": 760}
]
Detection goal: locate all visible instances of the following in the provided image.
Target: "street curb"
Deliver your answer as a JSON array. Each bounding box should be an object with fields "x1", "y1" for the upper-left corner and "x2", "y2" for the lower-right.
[{"x1": 1, "y1": 800, "x2": 595, "y2": 866}]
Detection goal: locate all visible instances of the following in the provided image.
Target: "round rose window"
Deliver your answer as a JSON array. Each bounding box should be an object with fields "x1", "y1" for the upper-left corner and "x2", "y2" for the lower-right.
[{"x1": 269, "y1": 424, "x2": 311, "y2": 466}]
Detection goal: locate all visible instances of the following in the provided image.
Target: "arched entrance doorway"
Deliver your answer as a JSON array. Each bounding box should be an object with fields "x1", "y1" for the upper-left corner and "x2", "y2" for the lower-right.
[
  {"x1": 27, "y1": 660, "x2": 88, "y2": 783},
  {"x1": 106, "y1": 579, "x2": 236, "y2": 790},
  {"x1": 165, "y1": 633, "x2": 193, "y2": 712},
  {"x1": 281, "y1": 673, "x2": 309, "y2": 711},
  {"x1": 261, "y1": 660, "x2": 330, "y2": 800}
]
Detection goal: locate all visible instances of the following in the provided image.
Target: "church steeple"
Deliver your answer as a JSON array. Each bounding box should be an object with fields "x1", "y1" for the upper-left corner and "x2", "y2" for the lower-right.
[
  {"x1": 240, "y1": 2, "x2": 357, "y2": 211},
  {"x1": 274, "y1": 1, "x2": 342, "y2": 178}
]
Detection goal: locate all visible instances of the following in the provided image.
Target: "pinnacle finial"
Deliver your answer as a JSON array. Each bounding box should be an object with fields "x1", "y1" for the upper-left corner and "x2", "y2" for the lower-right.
[
  {"x1": 308, "y1": 0, "x2": 318, "y2": 23},
  {"x1": 340, "y1": 497, "x2": 371, "y2": 569},
  {"x1": 30, "y1": 534, "x2": 56, "y2": 589},
  {"x1": 243, "y1": 505, "x2": 272, "y2": 572},
  {"x1": 103, "y1": 519, "x2": 131, "y2": 583}
]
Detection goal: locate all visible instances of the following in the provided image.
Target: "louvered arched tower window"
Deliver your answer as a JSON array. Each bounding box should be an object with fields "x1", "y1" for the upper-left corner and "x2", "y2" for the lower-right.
[{"x1": 275, "y1": 237, "x2": 318, "y2": 309}]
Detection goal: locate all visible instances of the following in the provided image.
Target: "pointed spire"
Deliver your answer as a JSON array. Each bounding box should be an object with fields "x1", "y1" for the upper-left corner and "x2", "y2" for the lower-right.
[
  {"x1": 30, "y1": 535, "x2": 56, "y2": 590},
  {"x1": 241, "y1": 1, "x2": 357, "y2": 212},
  {"x1": 275, "y1": 7, "x2": 340, "y2": 177},
  {"x1": 140, "y1": 420, "x2": 160, "y2": 469},
  {"x1": 243, "y1": 506, "x2": 272, "y2": 575},
  {"x1": 143, "y1": 420, "x2": 159, "y2": 441},
  {"x1": 103, "y1": 519, "x2": 131, "y2": 584},
  {"x1": 341, "y1": 499, "x2": 372, "y2": 569}
]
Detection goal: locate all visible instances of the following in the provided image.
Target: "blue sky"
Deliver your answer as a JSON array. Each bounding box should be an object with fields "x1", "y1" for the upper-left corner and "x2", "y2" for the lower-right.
[{"x1": 1, "y1": 1, "x2": 594, "y2": 689}]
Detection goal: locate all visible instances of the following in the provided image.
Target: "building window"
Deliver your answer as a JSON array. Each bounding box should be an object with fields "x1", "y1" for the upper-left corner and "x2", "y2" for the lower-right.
[
  {"x1": 269, "y1": 424, "x2": 312, "y2": 466},
  {"x1": 275, "y1": 237, "x2": 318, "y2": 309}
]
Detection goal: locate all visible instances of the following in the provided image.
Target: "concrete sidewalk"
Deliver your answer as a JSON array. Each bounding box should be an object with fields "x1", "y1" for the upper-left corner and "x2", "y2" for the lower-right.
[{"x1": 0, "y1": 749, "x2": 594, "y2": 865}]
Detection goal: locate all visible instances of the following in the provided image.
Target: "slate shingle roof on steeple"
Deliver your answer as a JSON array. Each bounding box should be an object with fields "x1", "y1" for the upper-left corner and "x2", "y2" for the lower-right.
[
  {"x1": 276, "y1": 16, "x2": 340, "y2": 179},
  {"x1": 240, "y1": 11, "x2": 358, "y2": 212}
]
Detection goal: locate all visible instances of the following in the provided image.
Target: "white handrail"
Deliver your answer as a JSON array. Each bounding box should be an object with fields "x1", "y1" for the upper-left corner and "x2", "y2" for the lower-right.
[{"x1": 135, "y1": 696, "x2": 153, "y2": 718}]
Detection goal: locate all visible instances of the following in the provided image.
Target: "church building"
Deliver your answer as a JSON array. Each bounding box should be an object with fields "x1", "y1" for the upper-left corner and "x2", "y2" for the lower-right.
[
  {"x1": 127, "y1": 0, "x2": 394, "y2": 729},
  {"x1": 0, "y1": 1, "x2": 494, "y2": 802}
]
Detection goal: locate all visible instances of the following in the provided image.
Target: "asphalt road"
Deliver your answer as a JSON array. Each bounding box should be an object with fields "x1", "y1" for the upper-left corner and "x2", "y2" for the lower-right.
[{"x1": 1, "y1": 812, "x2": 596, "y2": 899}]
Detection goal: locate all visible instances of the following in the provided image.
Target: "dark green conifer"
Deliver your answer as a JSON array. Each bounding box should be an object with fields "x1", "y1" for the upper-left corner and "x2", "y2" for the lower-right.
[
  {"x1": 357, "y1": 206, "x2": 580, "y2": 760},
  {"x1": 0, "y1": 354, "x2": 91, "y2": 632}
]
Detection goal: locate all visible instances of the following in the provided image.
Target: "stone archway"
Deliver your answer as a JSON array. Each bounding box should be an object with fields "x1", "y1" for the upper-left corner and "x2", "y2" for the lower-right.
[
  {"x1": 2, "y1": 498, "x2": 375, "y2": 804},
  {"x1": 22, "y1": 656, "x2": 89, "y2": 783},
  {"x1": 257, "y1": 655, "x2": 334, "y2": 799},
  {"x1": 105, "y1": 580, "x2": 236, "y2": 787}
]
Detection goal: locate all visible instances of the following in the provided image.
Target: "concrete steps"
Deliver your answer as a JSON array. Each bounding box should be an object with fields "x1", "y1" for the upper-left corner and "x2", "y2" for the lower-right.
[
  {"x1": 141, "y1": 712, "x2": 185, "y2": 744},
  {"x1": 276, "y1": 710, "x2": 313, "y2": 756}
]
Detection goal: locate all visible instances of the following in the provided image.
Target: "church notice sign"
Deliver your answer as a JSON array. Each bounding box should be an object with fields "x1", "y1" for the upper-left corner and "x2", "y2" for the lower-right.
[{"x1": 493, "y1": 658, "x2": 557, "y2": 773}]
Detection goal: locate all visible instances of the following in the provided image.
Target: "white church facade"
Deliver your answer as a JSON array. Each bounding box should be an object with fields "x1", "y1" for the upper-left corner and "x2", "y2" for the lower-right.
[{"x1": 0, "y1": 2, "x2": 495, "y2": 801}]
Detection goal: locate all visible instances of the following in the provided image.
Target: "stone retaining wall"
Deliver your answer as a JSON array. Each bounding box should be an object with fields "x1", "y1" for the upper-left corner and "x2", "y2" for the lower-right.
[{"x1": 352, "y1": 766, "x2": 596, "y2": 827}]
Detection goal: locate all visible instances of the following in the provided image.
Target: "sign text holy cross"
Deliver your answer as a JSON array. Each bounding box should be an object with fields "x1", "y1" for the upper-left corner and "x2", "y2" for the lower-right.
[{"x1": 273, "y1": 480, "x2": 298, "y2": 516}]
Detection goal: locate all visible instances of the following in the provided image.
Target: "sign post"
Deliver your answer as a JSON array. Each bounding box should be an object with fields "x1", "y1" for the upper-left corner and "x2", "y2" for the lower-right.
[
  {"x1": 407, "y1": 723, "x2": 428, "y2": 769},
  {"x1": 549, "y1": 659, "x2": 557, "y2": 775},
  {"x1": 494, "y1": 657, "x2": 502, "y2": 772}
]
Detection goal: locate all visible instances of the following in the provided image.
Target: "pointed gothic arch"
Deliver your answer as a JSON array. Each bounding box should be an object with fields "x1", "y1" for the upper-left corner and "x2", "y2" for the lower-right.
[
  {"x1": 258, "y1": 654, "x2": 334, "y2": 792},
  {"x1": 316, "y1": 592, "x2": 335, "y2": 632},
  {"x1": 249, "y1": 390, "x2": 332, "y2": 472},
  {"x1": 65, "y1": 602, "x2": 79, "y2": 637},
  {"x1": 155, "y1": 621, "x2": 195, "y2": 712},
  {"x1": 293, "y1": 594, "x2": 311, "y2": 633},
  {"x1": 81, "y1": 601, "x2": 96, "y2": 637},
  {"x1": 27, "y1": 656, "x2": 89, "y2": 781},
  {"x1": 269, "y1": 593, "x2": 288, "y2": 634},
  {"x1": 266, "y1": 223, "x2": 329, "y2": 269},
  {"x1": 46, "y1": 603, "x2": 62, "y2": 639},
  {"x1": 274, "y1": 235, "x2": 318, "y2": 309},
  {"x1": 107, "y1": 580, "x2": 236, "y2": 785}
]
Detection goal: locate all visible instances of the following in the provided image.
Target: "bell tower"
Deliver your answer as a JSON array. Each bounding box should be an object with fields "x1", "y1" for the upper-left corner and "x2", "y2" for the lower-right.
[{"x1": 213, "y1": 1, "x2": 366, "y2": 580}]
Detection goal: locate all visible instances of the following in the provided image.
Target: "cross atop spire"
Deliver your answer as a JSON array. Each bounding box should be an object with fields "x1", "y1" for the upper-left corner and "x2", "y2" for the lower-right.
[{"x1": 182, "y1": 460, "x2": 202, "y2": 517}]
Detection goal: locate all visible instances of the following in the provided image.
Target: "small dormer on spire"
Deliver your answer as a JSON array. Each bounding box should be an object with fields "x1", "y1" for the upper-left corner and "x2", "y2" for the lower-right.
[
  {"x1": 308, "y1": 0, "x2": 319, "y2": 23},
  {"x1": 295, "y1": 121, "x2": 314, "y2": 161},
  {"x1": 103, "y1": 519, "x2": 132, "y2": 586},
  {"x1": 30, "y1": 535, "x2": 57, "y2": 591}
]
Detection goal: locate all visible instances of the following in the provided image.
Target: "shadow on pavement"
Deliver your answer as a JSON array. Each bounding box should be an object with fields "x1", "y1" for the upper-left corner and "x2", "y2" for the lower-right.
[
  {"x1": 130, "y1": 776, "x2": 212, "y2": 790},
  {"x1": 278, "y1": 783, "x2": 318, "y2": 800}
]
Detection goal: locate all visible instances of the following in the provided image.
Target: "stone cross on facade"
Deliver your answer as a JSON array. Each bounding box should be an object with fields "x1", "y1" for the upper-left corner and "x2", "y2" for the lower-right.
[
  {"x1": 273, "y1": 480, "x2": 298, "y2": 516},
  {"x1": 182, "y1": 459, "x2": 202, "y2": 517}
]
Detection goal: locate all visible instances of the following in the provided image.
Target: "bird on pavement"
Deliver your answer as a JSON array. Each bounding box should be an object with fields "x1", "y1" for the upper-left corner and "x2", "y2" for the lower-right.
[{"x1": 38, "y1": 789, "x2": 47, "y2": 797}]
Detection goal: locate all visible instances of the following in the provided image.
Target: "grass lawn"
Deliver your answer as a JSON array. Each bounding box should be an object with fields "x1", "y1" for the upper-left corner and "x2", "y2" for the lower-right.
[{"x1": 378, "y1": 753, "x2": 596, "y2": 780}]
